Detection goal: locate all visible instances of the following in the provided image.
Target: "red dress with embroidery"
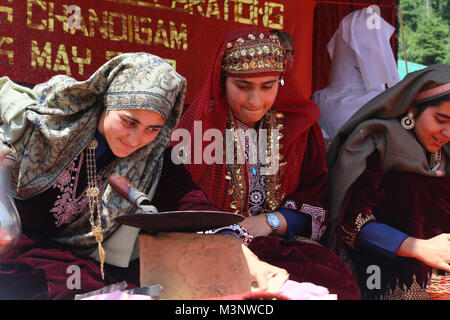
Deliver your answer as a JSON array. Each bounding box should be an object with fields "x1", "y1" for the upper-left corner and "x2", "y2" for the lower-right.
[{"x1": 172, "y1": 28, "x2": 361, "y2": 300}]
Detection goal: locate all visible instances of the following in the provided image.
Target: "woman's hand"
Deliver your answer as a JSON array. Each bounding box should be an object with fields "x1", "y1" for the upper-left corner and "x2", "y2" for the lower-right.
[
  {"x1": 239, "y1": 215, "x2": 272, "y2": 237},
  {"x1": 238, "y1": 212, "x2": 287, "y2": 237},
  {"x1": 396, "y1": 233, "x2": 450, "y2": 273}
]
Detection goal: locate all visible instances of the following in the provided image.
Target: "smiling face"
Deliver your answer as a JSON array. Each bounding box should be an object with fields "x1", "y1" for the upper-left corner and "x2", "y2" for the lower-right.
[
  {"x1": 97, "y1": 109, "x2": 165, "y2": 157},
  {"x1": 412, "y1": 101, "x2": 450, "y2": 153},
  {"x1": 225, "y1": 75, "x2": 280, "y2": 128}
]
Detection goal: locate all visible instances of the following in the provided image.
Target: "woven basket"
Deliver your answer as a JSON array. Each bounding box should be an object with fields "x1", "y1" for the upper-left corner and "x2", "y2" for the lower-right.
[{"x1": 426, "y1": 269, "x2": 450, "y2": 300}]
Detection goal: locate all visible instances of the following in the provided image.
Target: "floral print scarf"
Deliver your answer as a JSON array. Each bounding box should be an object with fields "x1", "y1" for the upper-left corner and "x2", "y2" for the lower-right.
[{"x1": 0, "y1": 53, "x2": 186, "y2": 264}]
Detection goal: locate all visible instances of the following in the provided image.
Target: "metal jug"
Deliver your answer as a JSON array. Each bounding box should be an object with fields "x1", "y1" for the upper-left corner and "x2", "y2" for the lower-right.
[{"x1": 0, "y1": 140, "x2": 21, "y2": 257}]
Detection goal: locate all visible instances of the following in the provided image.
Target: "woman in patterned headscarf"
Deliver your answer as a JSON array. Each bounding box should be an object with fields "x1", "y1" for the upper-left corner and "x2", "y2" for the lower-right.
[
  {"x1": 172, "y1": 27, "x2": 360, "y2": 300},
  {"x1": 0, "y1": 53, "x2": 187, "y2": 299}
]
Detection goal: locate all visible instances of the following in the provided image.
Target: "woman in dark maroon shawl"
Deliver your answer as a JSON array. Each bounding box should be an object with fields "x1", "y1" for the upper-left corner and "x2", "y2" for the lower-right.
[
  {"x1": 327, "y1": 65, "x2": 450, "y2": 299},
  {"x1": 172, "y1": 27, "x2": 360, "y2": 300}
]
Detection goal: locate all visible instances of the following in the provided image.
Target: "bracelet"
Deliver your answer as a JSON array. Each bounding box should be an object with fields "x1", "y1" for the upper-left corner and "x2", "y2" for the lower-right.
[{"x1": 204, "y1": 224, "x2": 254, "y2": 245}]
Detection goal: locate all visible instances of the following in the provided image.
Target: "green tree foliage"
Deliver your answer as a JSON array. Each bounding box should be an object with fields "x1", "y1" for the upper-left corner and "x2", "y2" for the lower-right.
[
  {"x1": 441, "y1": 0, "x2": 450, "y2": 21},
  {"x1": 399, "y1": 0, "x2": 450, "y2": 65}
]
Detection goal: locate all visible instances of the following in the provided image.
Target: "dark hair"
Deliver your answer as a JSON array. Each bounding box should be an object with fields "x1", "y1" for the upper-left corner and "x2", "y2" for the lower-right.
[
  {"x1": 269, "y1": 30, "x2": 294, "y2": 48},
  {"x1": 220, "y1": 73, "x2": 226, "y2": 90},
  {"x1": 415, "y1": 93, "x2": 450, "y2": 118}
]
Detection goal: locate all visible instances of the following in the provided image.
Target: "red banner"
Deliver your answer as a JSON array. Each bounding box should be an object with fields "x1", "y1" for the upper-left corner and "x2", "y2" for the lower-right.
[{"x1": 0, "y1": 0, "x2": 317, "y2": 103}]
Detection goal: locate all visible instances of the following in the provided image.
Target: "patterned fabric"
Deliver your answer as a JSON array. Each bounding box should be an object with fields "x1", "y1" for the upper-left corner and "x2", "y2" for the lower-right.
[
  {"x1": 234, "y1": 118, "x2": 266, "y2": 216},
  {"x1": 235, "y1": 118, "x2": 327, "y2": 241},
  {"x1": 222, "y1": 32, "x2": 286, "y2": 76},
  {"x1": 299, "y1": 204, "x2": 327, "y2": 241},
  {"x1": 104, "y1": 58, "x2": 184, "y2": 120},
  {"x1": 50, "y1": 150, "x2": 116, "y2": 228},
  {"x1": 340, "y1": 211, "x2": 377, "y2": 250},
  {"x1": 0, "y1": 53, "x2": 186, "y2": 261},
  {"x1": 383, "y1": 275, "x2": 432, "y2": 300},
  {"x1": 51, "y1": 152, "x2": 90, "y2": 228}
]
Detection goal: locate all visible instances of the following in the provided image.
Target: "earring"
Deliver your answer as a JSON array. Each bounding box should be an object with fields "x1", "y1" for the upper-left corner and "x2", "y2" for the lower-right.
[
  {"x1": 280, "y1": 77, "x2": 285, "y2": 86},
  {"x1": 400, "y1": 112, "x2": 415, "y2": 130}
]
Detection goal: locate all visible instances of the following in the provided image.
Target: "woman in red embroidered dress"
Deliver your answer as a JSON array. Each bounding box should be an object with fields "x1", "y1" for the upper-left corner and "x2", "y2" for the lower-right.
[{"x1": 172, "y1": 27, "x2": 360, "y2": 300}]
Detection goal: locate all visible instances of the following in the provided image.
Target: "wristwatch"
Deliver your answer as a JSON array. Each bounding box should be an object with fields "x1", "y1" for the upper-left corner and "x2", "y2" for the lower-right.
[{"x1": 264, "y1": 213, "x2": 280, "y2": 235}]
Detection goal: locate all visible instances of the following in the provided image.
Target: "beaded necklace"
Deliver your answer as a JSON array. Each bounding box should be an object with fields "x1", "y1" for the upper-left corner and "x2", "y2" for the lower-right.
[
  {"x1": 86, "y1": 139, "x2": 105, "y2": 280},
  {"x1": 225, "y1": 109, "x2": 287, "y2": 214}
]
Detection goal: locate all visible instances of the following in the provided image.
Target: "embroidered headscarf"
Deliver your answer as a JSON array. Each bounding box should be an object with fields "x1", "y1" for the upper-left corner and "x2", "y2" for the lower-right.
[
  {"x1": 326, "y1": 64, "x2": 450, "y2": 248},
  {"x1": 0, "y1": 53, "x2": 186, "y2": 264},
  {"x1": 173, "y1": 27, "x2": 322, "y2": 214},
  {"x1": 104, "y1": 59, "x2": 182, "y2": 120}
]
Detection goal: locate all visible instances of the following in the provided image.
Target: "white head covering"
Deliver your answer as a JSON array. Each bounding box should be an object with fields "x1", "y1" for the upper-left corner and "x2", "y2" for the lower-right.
[{"x1": 312, "y1": 7, "x2": 400, "y2": 138}]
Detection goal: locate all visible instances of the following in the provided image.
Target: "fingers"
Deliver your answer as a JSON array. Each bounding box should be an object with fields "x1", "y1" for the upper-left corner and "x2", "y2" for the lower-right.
[{"x1": 436, "y1": 263, "x2": 450, "y2": 274}]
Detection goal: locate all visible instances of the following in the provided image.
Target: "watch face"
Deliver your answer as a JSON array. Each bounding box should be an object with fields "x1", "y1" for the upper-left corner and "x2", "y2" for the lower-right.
[{"x1": 267, "y1": 214, "x2": 280, "y2": 228}]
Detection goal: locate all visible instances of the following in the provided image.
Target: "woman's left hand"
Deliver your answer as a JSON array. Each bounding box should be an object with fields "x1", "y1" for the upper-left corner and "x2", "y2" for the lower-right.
[
  {"x1": 238, "y1": 215, "x2": 273, "y2": 237},
  {"x1": 396, "y1": 233, "x2": 450, "y2": 273},
  {"x1": 238, "y1": 211, "x2": 287, "y2": 237}
]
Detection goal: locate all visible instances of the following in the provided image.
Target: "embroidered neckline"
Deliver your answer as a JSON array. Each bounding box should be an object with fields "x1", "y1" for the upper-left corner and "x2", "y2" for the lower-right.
[
  {"x1": 225, "y1": 108, "x2": 286, "y2": 214},
  {"x1": 234, "y1": 120, "x2": 266, "y2": 215},
  {"x1": 50, "y1": 150, "x2": 116, "y2": 227}
]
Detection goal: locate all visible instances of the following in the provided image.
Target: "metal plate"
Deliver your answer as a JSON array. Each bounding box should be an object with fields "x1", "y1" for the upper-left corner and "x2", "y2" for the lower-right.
[{"x1": 115, "y1": 210, "x2": 244, "y2": 233}]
